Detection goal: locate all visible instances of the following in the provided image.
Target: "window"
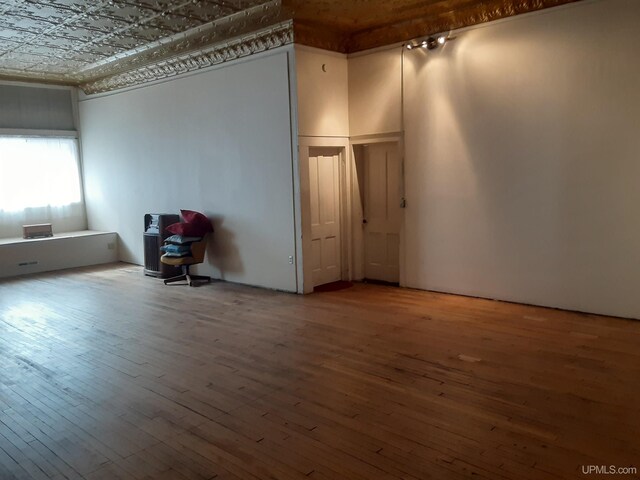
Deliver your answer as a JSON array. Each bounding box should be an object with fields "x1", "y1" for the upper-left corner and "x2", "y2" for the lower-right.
[
  {"x1": 0, "y1": 136, "x2": 82, "y2": 211},
  {"x1": 0, "y1": 136, "x2": 86, "y2": 238}
]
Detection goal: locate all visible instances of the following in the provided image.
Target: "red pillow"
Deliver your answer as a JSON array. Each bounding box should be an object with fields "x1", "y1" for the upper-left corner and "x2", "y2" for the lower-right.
[
  {"x1": 166, "y1": 210, "x2": 213, "y2": 237},
  {"x1": 180, "y1": 209, "x2": 213, "y2": 233},
  {"x1": 166, "y1": 221, "x2": 205, "y2": 236}
]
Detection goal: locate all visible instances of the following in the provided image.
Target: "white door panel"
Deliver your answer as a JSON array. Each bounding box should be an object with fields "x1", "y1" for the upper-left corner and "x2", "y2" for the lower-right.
[
  {"x1": 309, "y1": 149, "x2": 341, "y2": 287},
  {"x1": 364, "y1": 143, "x2": 401, "y2": 283}
]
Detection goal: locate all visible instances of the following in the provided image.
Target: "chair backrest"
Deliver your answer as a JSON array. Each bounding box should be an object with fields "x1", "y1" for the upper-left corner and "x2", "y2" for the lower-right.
[{"x1": 189, "y1": 235, "x2": 209, "y2": 263}]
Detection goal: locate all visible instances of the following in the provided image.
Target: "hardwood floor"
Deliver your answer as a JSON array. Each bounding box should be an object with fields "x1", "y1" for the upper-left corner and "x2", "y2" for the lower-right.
[{"x1": 0, "y1": 263, "x2": 639, "y2": 480}]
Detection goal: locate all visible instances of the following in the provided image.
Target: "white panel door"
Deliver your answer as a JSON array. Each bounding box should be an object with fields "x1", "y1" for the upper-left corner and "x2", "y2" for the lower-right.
[
  {"x1": 364, "y1": 143, "x2": 401, "y2": 283},
  {"x1": 309, "y1": 148, "x2": 341, "y2": 287}
]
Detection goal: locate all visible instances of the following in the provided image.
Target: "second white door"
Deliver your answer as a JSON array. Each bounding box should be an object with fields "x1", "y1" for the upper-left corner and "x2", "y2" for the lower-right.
[
  {"x1": 309, "y1": 147, "x2": 342, "y2": 287},
  {"x1": 363, "y1": 143, "x2": 401, "y2": 283}
]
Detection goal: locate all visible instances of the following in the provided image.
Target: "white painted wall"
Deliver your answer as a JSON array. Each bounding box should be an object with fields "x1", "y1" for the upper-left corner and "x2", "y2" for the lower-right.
[
  {"x1": 295, "y1": 46, "x2": 349, "y2": 137},
  {"x1": 401, "y1": 0, "x2": 640, "y2": 318},
  {"x1": 348, "y1": 48, "x2": 402, "y2": 137},
  {"x1": 79, "y1": 51, "x2": 299, "y2": 292}
]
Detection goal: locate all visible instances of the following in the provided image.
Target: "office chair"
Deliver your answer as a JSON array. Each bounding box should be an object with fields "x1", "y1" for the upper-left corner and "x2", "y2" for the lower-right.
[{"x1": 161, "y1": 236, "x2": 211, "y2": 286}]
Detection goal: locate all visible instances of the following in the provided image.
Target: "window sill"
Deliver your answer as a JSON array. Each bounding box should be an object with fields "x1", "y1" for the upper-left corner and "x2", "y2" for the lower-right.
[{"x1": 0, "y1": 230, "x2": 114, "y2": 246}]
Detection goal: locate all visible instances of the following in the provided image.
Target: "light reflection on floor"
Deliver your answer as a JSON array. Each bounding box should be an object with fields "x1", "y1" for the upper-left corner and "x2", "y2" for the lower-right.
[{"x1": 3, "y1": 303, "x2": 57, "y2": 334}]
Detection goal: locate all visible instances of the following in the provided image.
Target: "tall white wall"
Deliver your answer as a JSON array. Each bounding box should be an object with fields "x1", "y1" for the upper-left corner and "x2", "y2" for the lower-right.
[
  {"x1": 403, "y1": 0, "x2": 640, "y2": 318},
  {"x1": 79, "y1": 51, "x2": 299, "y2": 292},
  {"x1": 295, "y1": 46, "x2": 349, "y2": 138},
  {"x1": 349, "y1": 0, "x2": 640, "y2": 318},
  {"x1": 348, "y1": 48, "x2": 402, "y2": 137}
]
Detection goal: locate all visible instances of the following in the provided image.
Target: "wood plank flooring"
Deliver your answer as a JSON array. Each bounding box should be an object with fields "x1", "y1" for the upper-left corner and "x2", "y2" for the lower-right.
[{"x1": 0, "y1": 263, "x2": 639, "y2": 480}]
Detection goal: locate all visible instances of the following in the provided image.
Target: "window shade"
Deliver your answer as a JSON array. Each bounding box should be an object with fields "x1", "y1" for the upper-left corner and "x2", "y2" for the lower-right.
[{"x1": 0, "y1": 85, "x2": 74, "y2": 130}]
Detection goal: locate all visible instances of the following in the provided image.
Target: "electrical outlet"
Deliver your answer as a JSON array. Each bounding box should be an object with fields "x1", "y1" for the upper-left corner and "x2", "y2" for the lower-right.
[{"x1": 288, "y1": 256, "x2": 294, "y2": 264}]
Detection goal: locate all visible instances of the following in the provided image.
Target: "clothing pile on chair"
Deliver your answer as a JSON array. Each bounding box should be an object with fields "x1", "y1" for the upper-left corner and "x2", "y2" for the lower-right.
[{"x1": 160, "y1": 209, "x2": 213, "y2": 258}]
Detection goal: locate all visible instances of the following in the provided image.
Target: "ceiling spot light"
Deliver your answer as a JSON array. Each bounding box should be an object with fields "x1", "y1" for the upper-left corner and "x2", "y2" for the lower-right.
[
  {"x1": 406, "y1": 34, "x2": 451, "y2": 52},
  {"x1": 425, "y1": 37, "x2": 439, "y2": 50}
]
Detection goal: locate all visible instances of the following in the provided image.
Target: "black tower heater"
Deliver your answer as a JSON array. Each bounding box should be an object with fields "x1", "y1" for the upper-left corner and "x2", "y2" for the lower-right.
[{"x1": 143, "y1": 213, "x2": 181, "y2": 278}]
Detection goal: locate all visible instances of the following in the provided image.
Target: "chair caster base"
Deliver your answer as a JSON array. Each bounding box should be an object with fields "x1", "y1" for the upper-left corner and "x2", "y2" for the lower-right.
[
  {"x1": 164, "y1": 274, "x2": 186, "y2": 285},
  {"x1": 164, "y1": 272, "x2": 211, "y2": 287}
]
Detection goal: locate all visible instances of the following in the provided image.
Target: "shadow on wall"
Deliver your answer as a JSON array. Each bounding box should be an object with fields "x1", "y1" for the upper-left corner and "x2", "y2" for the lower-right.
[{"x1": 206, "y1": 215, "x2": 244, "y2": 280}]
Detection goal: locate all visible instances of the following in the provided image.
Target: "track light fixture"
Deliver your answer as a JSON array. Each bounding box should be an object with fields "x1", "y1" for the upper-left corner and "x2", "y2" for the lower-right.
[
  {"x1": 426, "y1": 37, "x2": 439, "y2": 50},
  {"x1": 405, "y1": 35, "x2": 449, "y2": 50}
]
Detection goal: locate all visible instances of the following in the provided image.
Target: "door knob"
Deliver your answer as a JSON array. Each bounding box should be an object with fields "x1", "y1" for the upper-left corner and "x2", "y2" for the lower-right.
[{"x1": 362, "y1": 219, "x2": 368, "y2": 224}]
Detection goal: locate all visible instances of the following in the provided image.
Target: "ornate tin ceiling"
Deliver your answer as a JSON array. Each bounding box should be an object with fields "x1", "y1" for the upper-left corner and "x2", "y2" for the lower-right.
[
  {"x1": 0, "y1": 0, "x2": 581, "y2": 93},
  {"x1": 0, "y1": 0, "x2": 287, "y2": 91}
]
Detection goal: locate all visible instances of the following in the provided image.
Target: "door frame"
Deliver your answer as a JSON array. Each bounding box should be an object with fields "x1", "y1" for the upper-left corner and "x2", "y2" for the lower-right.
[
  {"x1": 350, "y1": 134, "x2": 406, "y2": 287},
  {"x1": 299, "y1": 136, "x2": 351, "y2": 293},
  {"x1": 299, "y1": 134, "x2": 405, "y2": 293}
]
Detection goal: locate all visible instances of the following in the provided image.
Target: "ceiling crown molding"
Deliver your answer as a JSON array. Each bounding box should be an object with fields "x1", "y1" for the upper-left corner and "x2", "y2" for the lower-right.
[
  {"x1": 76, "y1": 1, "x2": 286, "y2": 82},
  {"x1": 80, "y1": 21, "x2": 293, "y2": 94}
]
